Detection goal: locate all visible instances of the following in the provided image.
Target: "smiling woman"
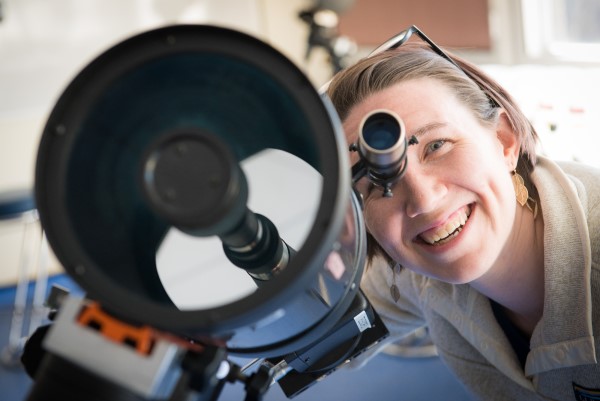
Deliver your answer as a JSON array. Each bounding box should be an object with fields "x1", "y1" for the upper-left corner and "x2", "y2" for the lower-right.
[
  {"x1": 348, "y1": 77, "x2": 520, "y2": 283},
  {"x1": 326, "y1": 25, "x2": 600, "y2": 401}
]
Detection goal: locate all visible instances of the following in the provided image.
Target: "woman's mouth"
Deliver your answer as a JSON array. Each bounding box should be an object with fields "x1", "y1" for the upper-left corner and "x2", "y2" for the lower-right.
[{"x1": 418, "y1": 205, "x2": 472, "y2": 246}]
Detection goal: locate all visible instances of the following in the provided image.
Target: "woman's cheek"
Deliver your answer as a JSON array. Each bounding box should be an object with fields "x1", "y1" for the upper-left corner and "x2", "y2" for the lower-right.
[
  {"x1": 363, "y1": 202, "x2": 388, "y2": 239},
  {"x1": 362, "y1": 197, "x2": 376, "y2": 226}
]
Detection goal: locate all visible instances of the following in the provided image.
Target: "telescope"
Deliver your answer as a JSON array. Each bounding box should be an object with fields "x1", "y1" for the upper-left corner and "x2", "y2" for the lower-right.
[{"x1": 20, "y1": 24, "x2": 408, "y2": 401}]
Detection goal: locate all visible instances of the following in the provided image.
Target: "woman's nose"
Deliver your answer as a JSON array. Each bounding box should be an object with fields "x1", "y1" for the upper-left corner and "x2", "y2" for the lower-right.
[{"x1": 400, "y1": 168, "x2": 447, "y2": 218}]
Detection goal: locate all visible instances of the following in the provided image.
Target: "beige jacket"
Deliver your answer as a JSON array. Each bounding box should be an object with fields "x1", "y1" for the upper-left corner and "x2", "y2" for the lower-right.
[{"x1": 359, "y1": 156, "x2": 600, "y2": 401}]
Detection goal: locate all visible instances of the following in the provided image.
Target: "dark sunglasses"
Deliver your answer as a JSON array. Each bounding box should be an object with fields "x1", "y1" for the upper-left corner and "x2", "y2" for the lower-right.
[{"x1": 322, "y1": 25, "x2": 499, "y2": 107}]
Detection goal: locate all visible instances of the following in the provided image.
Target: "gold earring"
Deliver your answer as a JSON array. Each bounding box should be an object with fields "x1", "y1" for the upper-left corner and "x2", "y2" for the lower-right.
[
  {"x1": 511, "y1": 170, "x2": 538, "y2": 219},
  {"x1": 511, "y1": 170, "x2": 528, "y2": 207}
]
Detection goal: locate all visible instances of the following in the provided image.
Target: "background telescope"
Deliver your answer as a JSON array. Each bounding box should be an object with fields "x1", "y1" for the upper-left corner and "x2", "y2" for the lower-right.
[{"x1": 20, "y1": 24, "x2": 403, "y2": 400}]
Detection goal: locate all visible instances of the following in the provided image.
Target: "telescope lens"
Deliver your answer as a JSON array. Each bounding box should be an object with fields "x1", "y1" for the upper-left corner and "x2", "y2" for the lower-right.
[{"x1": 362, "y1": 112, "x2": 401, "y2": 150}]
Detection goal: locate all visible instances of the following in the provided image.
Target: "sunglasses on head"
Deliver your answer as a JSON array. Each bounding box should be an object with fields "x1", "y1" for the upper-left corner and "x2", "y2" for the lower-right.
[{"x1": 321, "y1": 25, "x2": 499, "y2": 107}]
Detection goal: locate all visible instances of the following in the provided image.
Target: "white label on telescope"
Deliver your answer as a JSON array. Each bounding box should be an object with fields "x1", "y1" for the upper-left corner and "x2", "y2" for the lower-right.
[{"x1": 354, "y1": 311, "x2": 371, "y2": 332}]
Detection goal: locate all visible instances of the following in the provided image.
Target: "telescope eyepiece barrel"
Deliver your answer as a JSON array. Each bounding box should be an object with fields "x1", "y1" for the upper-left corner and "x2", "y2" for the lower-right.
[
  {"x1": 362, "y1": 111, "x2": 402, "y2": 151},
  {"x1": 351, "y1": 109, "x2": 409, "y2": 197}
]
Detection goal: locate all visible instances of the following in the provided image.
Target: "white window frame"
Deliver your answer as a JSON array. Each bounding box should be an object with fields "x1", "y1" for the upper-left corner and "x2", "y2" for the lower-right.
[{"x1": 520, "y1": 0, "x2": 600, "y2": 65}]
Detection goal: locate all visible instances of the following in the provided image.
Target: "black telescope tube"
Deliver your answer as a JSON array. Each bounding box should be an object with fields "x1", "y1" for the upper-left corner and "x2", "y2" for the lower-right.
[
  {"x1": 221, "y1": 212, "x2": 295, "y2": 281},
  {"x1": 140, "y1": 128, "x2": 293, "y2": 281}
]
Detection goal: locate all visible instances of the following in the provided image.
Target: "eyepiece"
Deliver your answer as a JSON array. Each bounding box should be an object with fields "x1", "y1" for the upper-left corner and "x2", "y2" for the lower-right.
[
  {"x1": 358, "y1": 110, "x2": 406, "y2": 172},
  {"x1": 353, "y1": 110, "x2": 408, "y2": 195},
  {"x1": 362, "y1": 112, "x2": 401, "y2": 151}
]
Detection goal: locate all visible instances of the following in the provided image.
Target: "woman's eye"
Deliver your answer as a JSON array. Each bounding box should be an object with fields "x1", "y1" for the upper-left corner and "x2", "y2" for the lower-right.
[{"x1": 425, "y1": 139, "x2": 447, "y2": 155}]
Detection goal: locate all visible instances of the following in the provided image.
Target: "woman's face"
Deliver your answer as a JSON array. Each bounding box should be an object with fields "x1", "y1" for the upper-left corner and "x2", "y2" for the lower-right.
[{"x1": 343, "y1": 78, "x2": 520, "y2": 284}]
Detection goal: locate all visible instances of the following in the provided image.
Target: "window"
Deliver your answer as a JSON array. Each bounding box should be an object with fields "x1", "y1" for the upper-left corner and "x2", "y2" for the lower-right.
[{"x1": 522, "y1": 0, "x2": 600, "y2": 63}]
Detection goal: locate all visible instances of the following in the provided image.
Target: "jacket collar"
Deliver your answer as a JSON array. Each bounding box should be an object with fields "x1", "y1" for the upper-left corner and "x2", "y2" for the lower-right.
[{"x1": 524, "y1": 156, "x2": 596, "y2": 376}]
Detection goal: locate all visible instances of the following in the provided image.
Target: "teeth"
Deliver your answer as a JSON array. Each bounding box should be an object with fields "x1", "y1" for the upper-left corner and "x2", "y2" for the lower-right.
[{"x1": 421, "y1": 206, "x2": 471, "y2": 245}]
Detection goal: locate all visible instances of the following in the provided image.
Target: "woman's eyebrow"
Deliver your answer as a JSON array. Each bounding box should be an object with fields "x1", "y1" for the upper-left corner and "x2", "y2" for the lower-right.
[{"x1": 410, "y1": 122, "x2": 447, "y2": 139}]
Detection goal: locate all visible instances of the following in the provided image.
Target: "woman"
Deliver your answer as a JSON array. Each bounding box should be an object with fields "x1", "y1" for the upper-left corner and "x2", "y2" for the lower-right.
[{"x1": 326, "y1": 26, "x2": 600, "y2": 400}]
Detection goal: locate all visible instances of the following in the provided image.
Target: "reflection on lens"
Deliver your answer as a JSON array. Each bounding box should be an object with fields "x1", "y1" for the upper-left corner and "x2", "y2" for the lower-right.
[
  {"x1": 157, "y1": 149, "x2": 322, "y2": 310},
  {"x1": 362, "y1": 113, "x2": 400, "y2": 150},
  {"x1": 357, "y1": 109, "x2": 406, "y2": 171}
]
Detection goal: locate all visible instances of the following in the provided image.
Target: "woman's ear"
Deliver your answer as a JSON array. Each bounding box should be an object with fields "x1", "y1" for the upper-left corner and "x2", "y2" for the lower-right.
[{"x1": 495, "y1": 109, "x2": 520, "y2": 170}]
